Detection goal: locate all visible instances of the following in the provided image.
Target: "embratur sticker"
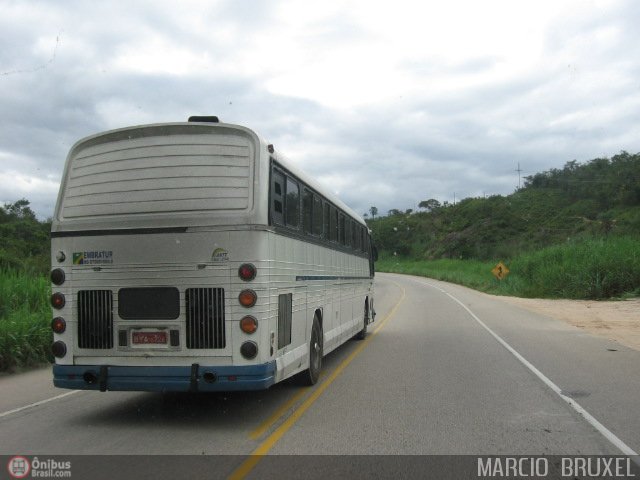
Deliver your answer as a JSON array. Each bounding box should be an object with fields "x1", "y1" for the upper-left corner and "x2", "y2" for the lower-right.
[{"x1": 73, "y1": 251, "x2": 113, "y2": 265}]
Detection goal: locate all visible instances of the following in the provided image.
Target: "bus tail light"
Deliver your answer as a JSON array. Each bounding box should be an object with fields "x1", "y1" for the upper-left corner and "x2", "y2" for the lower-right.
[
  {"x1": 52, "y1": 341, "x2": 67, "y2": 358},
  {"x1": 52, "y1": 317, "x2": 66, "y2": 334},
  {"x1": 50, "y1": 268, "x2": 65, "y2": 285},
  {"x1": 51, "y1": 293, "x2": 66, "y2": 309},
  {"x1": 238, "y1": 263, "x2": 256, "y2": 281},
  {"x1": 238, "y1": 289, "x2": 257, "y2": 307},
  {"x1": 240, "y1": 341, "x2": 258, "y2": 359},
  {"x1": 240, "y1": 316, "x2": 258, "y2": 334}
]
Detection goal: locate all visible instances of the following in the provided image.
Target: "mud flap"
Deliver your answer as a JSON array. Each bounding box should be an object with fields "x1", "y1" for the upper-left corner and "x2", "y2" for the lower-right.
[
  {"x1": 189, "y1": 363, "x2": 200, "y2": 392},
  {"x1": 99, "y1": 365, "x2": 109, "y2": 392}
]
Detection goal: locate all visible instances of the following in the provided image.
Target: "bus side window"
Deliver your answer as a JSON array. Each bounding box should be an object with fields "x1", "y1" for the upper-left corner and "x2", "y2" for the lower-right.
[
  {"x1": 345, "y1": 218, "x2": 352, "y2": 248},
  {"x1": 339, "y1": 213, "x2": 346, "y2": 245},
  {"x1": 313, "y1": 195, "x2": 323, "y2": 237},
  {"x1": 323, "y1": 202, "x2": 330, "y2": 241},
  {"x1": 329, "y1": 205, "x2": 337, "y2": 242},
  {"x1": 367, "y1": 234, "x2": 376, "y2": 276},
  {"x1": 285, "y1": 177, "x2": 300, "y2": 228},
  {"x1": 352, "y1": 221, "x2": 359, "y2": 250},
  {"x1": 302, "y1": 188, "x2": 313, "y2": 234},
  {"x1": 271, "y1": 170, "x2": 285, "y2": 225}
]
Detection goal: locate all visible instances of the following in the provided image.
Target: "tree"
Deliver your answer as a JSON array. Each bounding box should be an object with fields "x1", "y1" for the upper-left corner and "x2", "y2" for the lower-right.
[
  {"x1": 388, "y1": 209, "x2": 402, "y2": 216},
  {"x1": 369, "y1": 206, "x2": 378, "y2": 220},
  {"x1": 0, "y1": 199, "x2": 51, "y2": 273},
  {"x1": 4, "y1": 199, "x2": 36, "y2": 220},
  {"x1": 418, "y1": 199, "x2": 441, "y2": 212}
]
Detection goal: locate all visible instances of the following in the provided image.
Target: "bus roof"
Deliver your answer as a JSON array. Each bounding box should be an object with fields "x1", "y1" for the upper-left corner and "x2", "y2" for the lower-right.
[{"x1": 54, "y1": 120, "x2": 366, "y2": 230}]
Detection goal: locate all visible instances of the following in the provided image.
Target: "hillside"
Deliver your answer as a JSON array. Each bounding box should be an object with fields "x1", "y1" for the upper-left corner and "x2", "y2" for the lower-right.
[{"x1": 369, "y1": 151, "x2": 640, "y2": 260}]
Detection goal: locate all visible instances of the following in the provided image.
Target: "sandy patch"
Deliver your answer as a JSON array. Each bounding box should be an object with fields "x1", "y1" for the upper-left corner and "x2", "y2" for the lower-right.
[{"x1": 492, "y1": 296, "x2": 640, "y2": 351}]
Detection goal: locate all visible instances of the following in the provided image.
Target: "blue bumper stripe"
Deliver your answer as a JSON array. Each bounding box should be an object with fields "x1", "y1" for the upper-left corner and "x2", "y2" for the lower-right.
[{"x1": 53, "y1": 363, "x2": 277, "y2": 392}]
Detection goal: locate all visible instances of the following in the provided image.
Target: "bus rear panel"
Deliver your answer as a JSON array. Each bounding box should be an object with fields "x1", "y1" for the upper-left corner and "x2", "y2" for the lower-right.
[{"x1": 52, "y1": 122, "x2": 275, "y2": 391}]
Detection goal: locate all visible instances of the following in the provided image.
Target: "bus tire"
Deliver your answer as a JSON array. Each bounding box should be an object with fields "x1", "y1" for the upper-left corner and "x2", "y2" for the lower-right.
[
  {"x1": 355, "y1": 301, "x2": 368, "y2": 340},
  {"x1": 297, "y1": 317, "x2": 323, "y2": 386}
]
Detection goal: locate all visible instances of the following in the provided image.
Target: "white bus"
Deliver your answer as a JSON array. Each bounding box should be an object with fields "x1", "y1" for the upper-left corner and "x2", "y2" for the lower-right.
[{"x1": 50, "y1": 116, "x2": 376, "y2": 392}]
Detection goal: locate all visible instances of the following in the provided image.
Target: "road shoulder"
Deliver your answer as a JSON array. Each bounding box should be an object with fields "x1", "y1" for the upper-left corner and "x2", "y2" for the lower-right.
[{"x1": 490, "y1": 295, "x2": 640, "y2": 352}]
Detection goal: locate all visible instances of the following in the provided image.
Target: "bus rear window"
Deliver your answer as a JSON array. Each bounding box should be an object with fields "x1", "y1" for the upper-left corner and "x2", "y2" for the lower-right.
[{"x1": 60, "y1": 126, "x2": 253, "y2": 220}]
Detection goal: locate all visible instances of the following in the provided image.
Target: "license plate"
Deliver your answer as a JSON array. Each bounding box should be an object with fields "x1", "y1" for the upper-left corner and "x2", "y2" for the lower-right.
[{"x1": 132, "y1": 331, "x2": 167, "y2": 345}]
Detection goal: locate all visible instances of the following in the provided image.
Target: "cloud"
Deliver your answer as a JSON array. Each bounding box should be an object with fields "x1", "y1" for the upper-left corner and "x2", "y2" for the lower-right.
[{"x1": 1, "y1": 0, "x2": 639, "y2": 220}]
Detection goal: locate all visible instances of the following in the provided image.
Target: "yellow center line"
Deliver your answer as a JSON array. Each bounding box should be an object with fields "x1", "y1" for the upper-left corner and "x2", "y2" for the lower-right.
[
  {"x1": 249, "y1": 387, "x2": 310, "y2": 440},
  {"x1": 228, "y1": 281, "x2": 406, "y2": 480}
]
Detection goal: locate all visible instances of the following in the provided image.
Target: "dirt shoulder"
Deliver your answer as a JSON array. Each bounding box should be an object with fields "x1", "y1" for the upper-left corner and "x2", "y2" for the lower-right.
[{"x1": 491, "y1": 295, "x2": 640, "y2": 352}]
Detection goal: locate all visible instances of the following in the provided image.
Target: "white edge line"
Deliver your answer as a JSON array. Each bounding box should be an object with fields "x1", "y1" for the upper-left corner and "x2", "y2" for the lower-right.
[
  {"x1": 415, "y1": 278, "x2": 639, "y2": 457},
  {"x1": 0, "y1": 390, "x2": 80, "y2": 419}
]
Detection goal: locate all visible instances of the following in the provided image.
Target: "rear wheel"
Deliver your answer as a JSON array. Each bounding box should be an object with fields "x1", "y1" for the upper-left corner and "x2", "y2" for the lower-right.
[
  {"x1": 355, "y1": 301, "x2": 368, "y2": 340},
  {"x1": 297, "y1": 316, "x2": 323, "y2": 386}
]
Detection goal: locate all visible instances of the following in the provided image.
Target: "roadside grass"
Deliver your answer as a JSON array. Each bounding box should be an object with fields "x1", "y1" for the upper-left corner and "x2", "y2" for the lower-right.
[
  {"x1": 510, "y1": 236, "x2": 640, "y2": 299},
  {"x1": 376, "y1": 236, "x2": 640, "y2": 300},
  {"x1": 0, "y1": 269, "x2": 52, "y2": 371},
  {"x1": 377, "y1": 257, "x2": 501, "y2": 290}
]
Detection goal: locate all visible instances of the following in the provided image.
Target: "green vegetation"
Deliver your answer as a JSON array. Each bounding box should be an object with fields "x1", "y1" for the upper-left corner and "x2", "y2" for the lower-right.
[
  {"x1": 0, "y1": 269, "x2": 51, "y2": 371},
  {"x1": 0, "y1": 199, "x2": 51, "y2": 275},
  {"x1": 378, "y1": 236, "x2": 640, "y2": 299},
  {"x1": 371, "y1": 152, "x2": 640, "y2": 299},
  {"x1": 0, "y1": 200, "x2": 52, "y2": 371},
  {"x1": 378, "y1": 257, "x2": 500, "y2": 292},
  {"x1": 511, "y1": 236, "x2": 640, "y2": 299}
]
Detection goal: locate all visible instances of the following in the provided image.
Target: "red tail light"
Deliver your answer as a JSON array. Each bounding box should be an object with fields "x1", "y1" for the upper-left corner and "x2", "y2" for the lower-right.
[
  {"x1": 51, "y1": 317, "x2": 66, "y2": 334},
  {"x1": 51, "y1": 293, "x2": 66, "y2": 309},
  {"x1": 238, "y1": 263, "x2": 256, "y2": 281}
]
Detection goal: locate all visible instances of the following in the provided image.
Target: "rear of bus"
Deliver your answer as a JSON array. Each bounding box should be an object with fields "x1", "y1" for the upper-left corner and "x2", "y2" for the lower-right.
[{"x1": 51, "y1": 119, "x2": 274, "y2": 392}]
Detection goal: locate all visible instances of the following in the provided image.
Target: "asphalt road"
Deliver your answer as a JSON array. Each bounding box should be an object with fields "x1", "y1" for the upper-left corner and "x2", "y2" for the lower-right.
[{"x1": 1, "y1": 272, "x2": 639, "y2": 479}]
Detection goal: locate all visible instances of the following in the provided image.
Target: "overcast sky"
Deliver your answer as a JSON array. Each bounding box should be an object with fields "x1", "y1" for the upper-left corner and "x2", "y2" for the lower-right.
[{"x1": 1, "y1": 0, "x2": 639, "y2": 219}]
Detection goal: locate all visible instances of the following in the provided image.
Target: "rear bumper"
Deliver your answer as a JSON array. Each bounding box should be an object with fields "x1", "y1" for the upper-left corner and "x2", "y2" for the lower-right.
[{"x1": 53, "y1": 362, "x2": 276, "y2": 392}]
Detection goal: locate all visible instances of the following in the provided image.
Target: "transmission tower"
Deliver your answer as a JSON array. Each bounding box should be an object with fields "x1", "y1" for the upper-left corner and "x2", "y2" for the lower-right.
[{"x1": 515, "y1": 163, "x2": 523, "y2": 189}]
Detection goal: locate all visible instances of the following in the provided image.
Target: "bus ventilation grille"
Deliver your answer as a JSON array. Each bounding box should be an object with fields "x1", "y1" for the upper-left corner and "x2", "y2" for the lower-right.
[
  {"x1": 186, "y1": 288, "x2": 226, "y2": 349},
  {"x1": 78, "y1": 290, "x2": 114, "y2": 349}
]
